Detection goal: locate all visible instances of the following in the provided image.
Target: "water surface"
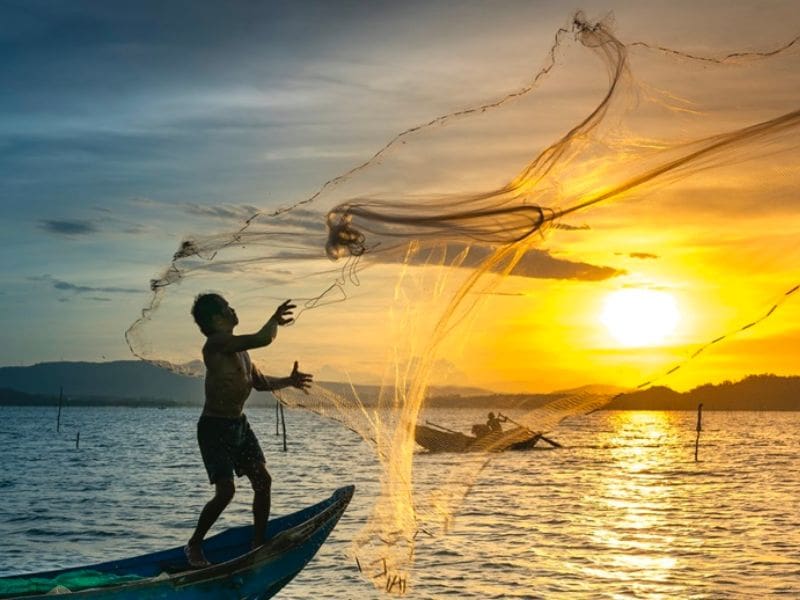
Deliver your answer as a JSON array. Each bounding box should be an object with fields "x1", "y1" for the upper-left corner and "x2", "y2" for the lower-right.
[{"x1": 1, "y1": 407, "x2": 798, "y2": 598}]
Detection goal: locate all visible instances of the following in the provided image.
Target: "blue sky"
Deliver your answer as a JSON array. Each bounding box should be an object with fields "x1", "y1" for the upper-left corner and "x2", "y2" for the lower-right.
[{"x1": 2, "y1": 0, "x2": 798, "y2": 372}]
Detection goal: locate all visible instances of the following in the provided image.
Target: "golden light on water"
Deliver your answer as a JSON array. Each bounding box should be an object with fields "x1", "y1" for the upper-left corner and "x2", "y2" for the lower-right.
[
  {"x1": 586, "y1": 411, "x2": 682, "y2": 585},
  {"x1": 601, "y1": 289, "x2": 680, "y2": 348}
]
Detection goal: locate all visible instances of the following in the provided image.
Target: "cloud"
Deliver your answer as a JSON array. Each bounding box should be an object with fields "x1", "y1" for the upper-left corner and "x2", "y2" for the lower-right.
[
  {"x1": 628, "y1": 252, "x2": 659, "y2": 260},
  {"x1": 510, "y1": 249, "x2": 623, "y2": 281},
  {"x1": 39, "y1": 219, "x2": 98, "y2": 235},
  {"x1": 179, "y1": 202, "x2": 326, "y2": 230},
  {"x1": 183, "y1": 203, "x2": 261, "y2": 221},
  {"x1": 553, "y1": 222, "x2": 591, "y2": 231},
  {"x1": 31, "y1": 275, "x2": 141, "y2": 295},
  {"x1": 380, "y1": 243, "x2": 624, "y2": 282},
  {"x1": 38, "y1": 214, "x2": 150, "y2": 236}
]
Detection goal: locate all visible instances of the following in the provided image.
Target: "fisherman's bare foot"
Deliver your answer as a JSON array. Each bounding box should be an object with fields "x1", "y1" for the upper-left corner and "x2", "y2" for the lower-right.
[
  {"x1": 184, "y1": 542, "x2": 211, "y2": 569},
  {"x1": 251, "y1": 538, "x2": 265, "y2": 550}
]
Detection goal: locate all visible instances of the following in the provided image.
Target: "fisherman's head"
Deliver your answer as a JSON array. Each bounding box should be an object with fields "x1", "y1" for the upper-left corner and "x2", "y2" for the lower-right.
[
  {"x1": 192, "y1": 293, "x2": 239, "y2": 335},
  {"x1": 488, "y1": 412, "x2": 495, "y2": 420}
]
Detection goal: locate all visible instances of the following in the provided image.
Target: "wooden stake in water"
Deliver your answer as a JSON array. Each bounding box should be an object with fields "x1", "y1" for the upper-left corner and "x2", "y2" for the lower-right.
[
  {"x1": 275, "y1": 400, "x2": 280, "y2": 436},
  {"x1": 279, "y1": 402, "x2": 287, "y2": 452},
  {"x1": 56, "y1": 386, "x2": 63, "y2": 432},
  {"x1": 694, "y1": 403, "x2": 703, "y2": 462},
  {"x1": 76, "y1": 430, "x2": 80, "y2": 450}
]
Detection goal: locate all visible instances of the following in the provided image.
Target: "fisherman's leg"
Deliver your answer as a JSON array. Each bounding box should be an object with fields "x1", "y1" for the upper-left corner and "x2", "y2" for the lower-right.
[
  {"x1": 246, "y1": 463, "x2": 272, "y2": 547},
  {"x1": 186, "y1": 479, "x2": 235, "y2": 565}
]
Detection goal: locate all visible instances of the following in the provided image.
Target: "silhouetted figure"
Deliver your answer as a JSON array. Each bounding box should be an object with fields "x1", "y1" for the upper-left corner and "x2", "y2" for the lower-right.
[
  {"x1": 486, "y1": 411, "x2": 508, "y2": 433},
  {"x1": 471, "y1": 412, "x2": 508, "y2": 438},
  {"x1": 184, "y1": 294, "x2": 312, "y2": 568}
]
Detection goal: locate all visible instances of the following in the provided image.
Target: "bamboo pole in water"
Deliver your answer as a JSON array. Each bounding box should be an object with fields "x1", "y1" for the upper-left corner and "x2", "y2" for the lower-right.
[
  {"x1": 694, "y1": 403, "x2": 703, "y2": 462},
  {"x1": 56, "y1": 386, "x2": 63, "y2": 432},
  {"x1": 279, "y1": 402, "x2": 287, "y2": 452}
]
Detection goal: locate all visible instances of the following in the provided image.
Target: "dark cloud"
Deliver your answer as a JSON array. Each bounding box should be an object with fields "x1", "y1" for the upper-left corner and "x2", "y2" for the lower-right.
[
  {"x1": 375, "y1": 243, "x2": 624, "y2": 282},
  {"x1": 629, "y1": 252, "x2": 658, "y2": 260},
  {"x1": 553, "y1": 222, "x2": 591, "y2": 231},
  {"x1": 510, "y1": 248, "x2": 623, "y2": 281},
  {"x1": 39, "y1": 219, "x2": 98, "y2": 235},
  {"x1": 88, "y1": 296, "x2": 112, "y2": 302},
  {"x1": 38, "y1": 214, "x2": 149, "y2": 236},
  {"x1": 31, "y1": 275, "x2": 140, "y2": 294}
]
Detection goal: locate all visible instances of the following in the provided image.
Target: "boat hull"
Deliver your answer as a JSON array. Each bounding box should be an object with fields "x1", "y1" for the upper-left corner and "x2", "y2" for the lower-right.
[
  {"x1": 0, "y1": 486, "x2": 354, "y2": 600},
  {"x1": 414, "y1": 425, "x2": 543, "y2": 453}
]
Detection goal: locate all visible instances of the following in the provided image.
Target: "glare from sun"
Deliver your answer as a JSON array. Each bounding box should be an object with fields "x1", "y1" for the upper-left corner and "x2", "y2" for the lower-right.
[{"x1": 601, "y1": 289, "x2": 680, "y2": 347}]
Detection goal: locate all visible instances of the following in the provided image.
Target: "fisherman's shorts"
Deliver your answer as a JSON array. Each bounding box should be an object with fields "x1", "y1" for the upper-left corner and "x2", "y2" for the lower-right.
[{"x1": 197, "y1": 414, "x2": 266, "y2": 485}]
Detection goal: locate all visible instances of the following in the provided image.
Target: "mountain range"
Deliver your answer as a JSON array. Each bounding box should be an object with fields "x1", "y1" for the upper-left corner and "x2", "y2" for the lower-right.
[
  {"x1": 0, "y1": 361, "x2": 798, "y2": 410},
  {"x1": 0, "y1": 361, "x2": 487, "y2": 408}
]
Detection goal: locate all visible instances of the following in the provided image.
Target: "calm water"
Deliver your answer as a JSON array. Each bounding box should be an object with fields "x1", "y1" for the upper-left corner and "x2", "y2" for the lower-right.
[{"x1": 0, "y1": 406, "x2": 798, "y2": 599}]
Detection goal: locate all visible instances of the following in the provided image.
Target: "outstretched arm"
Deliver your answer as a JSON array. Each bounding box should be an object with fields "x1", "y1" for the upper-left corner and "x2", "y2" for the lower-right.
[
  {"x1": 253, "y1": 361, "x2": 313, "y2": 393},
  {"x1": 206, "y1": 300, "x2": 295, "y2": 354}
]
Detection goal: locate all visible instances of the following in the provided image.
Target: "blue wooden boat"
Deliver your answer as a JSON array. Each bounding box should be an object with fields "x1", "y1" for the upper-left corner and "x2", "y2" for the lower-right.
[{"x1": 0, "y1": 485, "x2": 354, "y2": 599}]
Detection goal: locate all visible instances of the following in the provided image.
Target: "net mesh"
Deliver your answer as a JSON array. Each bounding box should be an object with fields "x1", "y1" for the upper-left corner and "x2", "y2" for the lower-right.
[
  {"x1": 126, "y1": 13, "x2": 800, "y2": 592},
  {"x1": 0, "y1": 570, "x2": 144, "y2": 598}
]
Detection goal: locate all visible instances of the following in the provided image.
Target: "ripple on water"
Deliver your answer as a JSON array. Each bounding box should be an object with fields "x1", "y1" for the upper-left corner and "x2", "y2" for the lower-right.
[{"x1": 1, "y1": 407, "x2": 799, "y2": 598}]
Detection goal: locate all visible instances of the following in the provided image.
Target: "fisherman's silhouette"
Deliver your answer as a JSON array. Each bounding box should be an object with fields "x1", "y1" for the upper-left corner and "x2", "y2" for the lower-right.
[
  {"x1": 471, "y1": 412, "x2": 508, "y2": 437},
  {"x1": 184, "y1": 294, "x2": 312, "y2": 569}
]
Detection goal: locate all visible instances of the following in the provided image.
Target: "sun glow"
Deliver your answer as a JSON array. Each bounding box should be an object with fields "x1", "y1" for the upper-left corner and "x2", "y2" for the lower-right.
[{"x1": 601, "y1": 289, "x2": 680, "y2": 347}]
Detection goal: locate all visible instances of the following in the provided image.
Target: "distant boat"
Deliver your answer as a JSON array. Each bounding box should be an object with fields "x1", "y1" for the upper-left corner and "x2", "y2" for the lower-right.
[
  {"x1": 415, "y1": 423, "x2": 553, "y2": 453},
  {"x1": 0, "y1": 486, "x2": 354, "y2": 599}
]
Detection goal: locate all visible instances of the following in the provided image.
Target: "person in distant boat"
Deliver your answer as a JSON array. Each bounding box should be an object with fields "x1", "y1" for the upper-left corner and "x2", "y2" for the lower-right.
[
  {"x1": 184, "y1": 294, "x2": 313, "y2": 569},
  {"x1": 486, "y1": 411, "x2": 508, "y2": 433}
]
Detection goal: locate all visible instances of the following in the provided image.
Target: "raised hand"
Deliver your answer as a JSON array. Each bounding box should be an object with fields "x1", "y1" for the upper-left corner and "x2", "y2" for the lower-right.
[
  {"x1": 271, "y1": 300, "x2": 296, "y2": 326},
  {"x1": 289, "y1": 360, "x2": 313, "y2": 394}
]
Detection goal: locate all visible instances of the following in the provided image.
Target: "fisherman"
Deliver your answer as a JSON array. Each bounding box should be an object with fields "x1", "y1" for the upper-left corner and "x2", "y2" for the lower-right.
[
  {"x1": 486, "y1": 411, "x2": 508, "y2": 433},
  {"x1": 184, "y1": 294, "x2": 312, "y2": 568}
]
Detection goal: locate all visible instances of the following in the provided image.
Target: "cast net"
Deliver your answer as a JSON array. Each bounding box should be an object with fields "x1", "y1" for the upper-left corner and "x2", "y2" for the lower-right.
[{"x1": 126, "y1": 13, "x2": 800, "y2": 593}]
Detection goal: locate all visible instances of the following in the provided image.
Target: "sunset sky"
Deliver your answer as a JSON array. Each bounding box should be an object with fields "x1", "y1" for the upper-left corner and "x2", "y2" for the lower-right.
[{"x1": 2, "y1": 1, "x2": 799, "y2": 393}]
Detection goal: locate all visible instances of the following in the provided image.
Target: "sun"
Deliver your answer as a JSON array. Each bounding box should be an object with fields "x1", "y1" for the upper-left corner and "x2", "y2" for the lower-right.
[{"x1": 601, "y1": 289, "x2": 680, "y2": 347}]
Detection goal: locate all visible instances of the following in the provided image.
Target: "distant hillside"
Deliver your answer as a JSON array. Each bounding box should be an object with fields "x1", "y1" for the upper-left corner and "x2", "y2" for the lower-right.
[
  {"x1": 0, "y1": 387, "x2": 191, "y2": 408},
  {"x1": 606, "y1": 374, "x2": 800, "y2": 411},
  {"x1": 0, "y1": 388, "x2": 57, "y2": 406},
  {"x1": 0, "y1": 361, "x2": 204, "y2": 405},
  {"x1": 0, "y1": 362, "x2": 797, "y2": 410},
  {"x1": 379, "y1": 375, "x2": 800, "y2": 411},
  {"x1": 0, "y1": 361, "x2": 488, "y2": 407}
]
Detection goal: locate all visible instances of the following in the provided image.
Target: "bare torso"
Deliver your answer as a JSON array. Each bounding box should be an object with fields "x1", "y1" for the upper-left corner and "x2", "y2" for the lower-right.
[{"x1": 201, "y1": 345, "x2": 253, "y2": 418}]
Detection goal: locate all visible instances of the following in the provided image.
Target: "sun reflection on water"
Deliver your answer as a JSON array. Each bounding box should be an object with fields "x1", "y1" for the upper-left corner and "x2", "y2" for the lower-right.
[{"x1": 587, "y1": 411, "x2": 682, "y2": 589}]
